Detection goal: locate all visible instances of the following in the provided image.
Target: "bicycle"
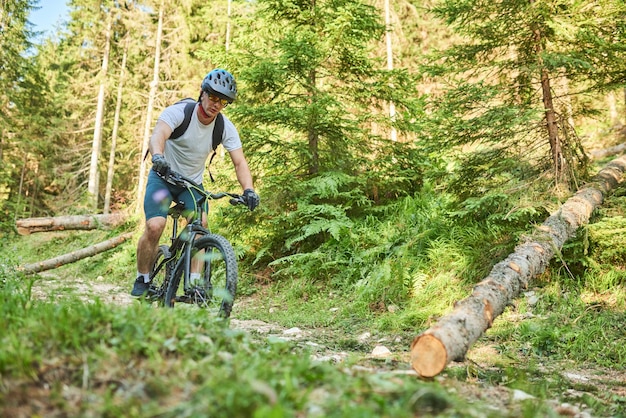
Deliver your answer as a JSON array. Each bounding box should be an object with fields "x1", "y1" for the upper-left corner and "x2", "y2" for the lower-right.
[{"x1": 144, "y1": 169, "x2": 246, "y2": 318}]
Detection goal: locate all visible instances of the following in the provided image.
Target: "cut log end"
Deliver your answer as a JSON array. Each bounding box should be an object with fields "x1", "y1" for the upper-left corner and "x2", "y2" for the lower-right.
[
  {"x1": 407, "y1": 154, "x2": 626, "y2": 377},
  {"x1": 410, "y1": 333, "x2": 447, "y2": 378}
]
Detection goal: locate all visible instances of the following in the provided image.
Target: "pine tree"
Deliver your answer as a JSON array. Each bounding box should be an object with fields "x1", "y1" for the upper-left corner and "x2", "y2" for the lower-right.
[
  {"x1": 0, "y1": 0, "x2": 48, "y2": 224},
  {"x1": 424, "y1": 0, "x2": 626, "y2": 194},
  {"x1": 197, "y1": 0, "x2": 428, "y2": 257}
]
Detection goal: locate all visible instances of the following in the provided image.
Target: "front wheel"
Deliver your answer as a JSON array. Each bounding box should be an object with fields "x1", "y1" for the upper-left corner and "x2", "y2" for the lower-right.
[{"x1": 165, "y1": 234, "x2": 238, "y2": 318}]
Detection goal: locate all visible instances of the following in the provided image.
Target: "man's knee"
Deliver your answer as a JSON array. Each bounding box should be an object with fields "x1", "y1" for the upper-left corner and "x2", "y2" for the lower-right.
[{"x1": 144, "y1": 217, "x2": 167, "y2": 240}]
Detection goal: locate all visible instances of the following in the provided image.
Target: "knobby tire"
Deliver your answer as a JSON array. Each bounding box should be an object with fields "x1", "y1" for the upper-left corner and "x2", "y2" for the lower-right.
[{"x1": 164, "y1": 234, "x2": 238, "y2": 318}]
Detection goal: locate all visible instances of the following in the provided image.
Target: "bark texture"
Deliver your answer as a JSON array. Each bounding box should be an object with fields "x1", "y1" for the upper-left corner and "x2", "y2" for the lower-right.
[
  {"x1": 21, "y1": 233, "x2": 133, "y2": 274},
  {"x1": 590, "y1": 143, "x2": 626, "y2": 160},
  {"x1": 410, "y1": 155, "x2": 626, "y2": 378},
  {"x1": 16, "y1": 213, "x2": 127, "y2": 235}
]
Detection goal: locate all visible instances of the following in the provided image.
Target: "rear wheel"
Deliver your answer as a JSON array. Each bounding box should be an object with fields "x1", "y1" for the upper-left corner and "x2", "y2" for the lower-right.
[
  {"x1": 148, "y1": 244, "x2": 172, "y2": 304},
  {"x1": 165, "y1": 234, "x2": 238, "y2": 318}
]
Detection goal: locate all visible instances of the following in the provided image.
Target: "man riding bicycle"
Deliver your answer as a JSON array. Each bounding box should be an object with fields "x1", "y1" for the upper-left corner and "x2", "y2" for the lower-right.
[{"x1": 132, "y1": 69, "x2": 259, "y2": 297}]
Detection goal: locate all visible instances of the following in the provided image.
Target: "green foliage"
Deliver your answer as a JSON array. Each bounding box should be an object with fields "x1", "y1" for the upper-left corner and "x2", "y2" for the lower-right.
[
  {"x1": 559, "y1": 191, "x2": 626, "y2": 291},
  {"x1": 582, "y1": 216, "x2": 626, "y2": 268},
  {"x1": 498, "y1": 290, "x2": 626, "y2": 368},
  {"x1": 3, "y1": 164, "x2": 626, "y2": 416},
  {"x1": 248, "y1": 183, "x2": 534, "y2": 332},
  {"x1": 450, "y1": 190, "x2": 551, "y2": 228},
  {"x1": 187, "y1": 0, "x2": 433, "y2": 280},
  {"x1": 211, "y1": 1, "x2": 426, "y2": 171},
  {"x1": 420, "y1": 0, "x2": 626, "y2": 192},
  {"x1": 3, "y1": 2, "x2": 626, "y2": 414},
  {"x1": 0, "y1": 0, "x2": 45, "y2": 226},
  {"x1": 0, "y1": 271, "x2": 488, "y2": 417}
]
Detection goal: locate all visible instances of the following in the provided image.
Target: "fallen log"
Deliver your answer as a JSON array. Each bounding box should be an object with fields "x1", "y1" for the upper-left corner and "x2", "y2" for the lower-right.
[
  {"x1": 410, "y1": 154, "x2": 626, "y2": 378},
  {"x1": 21, "y1": 232, "x2": 134, "y2": 274},
  {"x1": 16, "y1": 213, "x2": 127, "y2": 235},
  {"x1": 589, "y1": 143, "x2": 626, "y2": 160}
]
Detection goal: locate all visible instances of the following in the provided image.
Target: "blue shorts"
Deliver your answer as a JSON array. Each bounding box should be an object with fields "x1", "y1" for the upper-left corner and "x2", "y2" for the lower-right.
[{"x1": 144, "y1": 170, "x2": 208, "y2": 220}]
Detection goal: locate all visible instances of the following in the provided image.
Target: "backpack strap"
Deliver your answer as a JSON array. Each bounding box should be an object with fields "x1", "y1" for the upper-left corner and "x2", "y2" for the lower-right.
[
  {"x1": 142, "y1": 98, "x2": 196, "y2": 161},
  {"x1": 170, "y1": 99, "x2": 197, "y2": 140},
  {"x1": 212, "y1": 113, "x2": 224, "y2": 150},
  {"x1": 207, "y1": 113, "x2": 224, "y2": 182}
]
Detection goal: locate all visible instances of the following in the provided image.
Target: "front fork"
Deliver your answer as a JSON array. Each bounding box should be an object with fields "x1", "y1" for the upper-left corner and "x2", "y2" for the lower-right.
[{"x1": 179, "y1": 223, "x2": 208, "y2": 292}]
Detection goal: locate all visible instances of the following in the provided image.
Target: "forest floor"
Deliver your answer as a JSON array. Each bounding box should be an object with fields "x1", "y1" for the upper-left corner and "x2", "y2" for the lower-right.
[{"x1": 29, "y1": 272, "x2": 626, "y2": 417}]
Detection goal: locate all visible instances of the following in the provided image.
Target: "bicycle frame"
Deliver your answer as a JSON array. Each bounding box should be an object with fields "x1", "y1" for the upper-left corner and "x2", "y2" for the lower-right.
[{"x1": 148, "y1": 170, "x2": 244, "y2": 303}]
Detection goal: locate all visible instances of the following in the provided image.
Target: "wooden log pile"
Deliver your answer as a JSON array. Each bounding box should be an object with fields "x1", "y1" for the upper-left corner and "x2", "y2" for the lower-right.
[{"x1": 410, "y1": 155, "x2": 626, "y2": 378}]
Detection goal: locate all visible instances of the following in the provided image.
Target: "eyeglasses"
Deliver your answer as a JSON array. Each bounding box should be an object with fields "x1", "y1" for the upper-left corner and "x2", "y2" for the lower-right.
[{"x1": 205, "y1": 92, "x2": 230, "y2": 107}]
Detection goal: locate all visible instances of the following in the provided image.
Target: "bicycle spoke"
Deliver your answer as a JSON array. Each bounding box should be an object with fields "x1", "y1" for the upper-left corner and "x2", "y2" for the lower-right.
[{"x1": 164, "y1": 234, "x2": 238, "y2": 318}]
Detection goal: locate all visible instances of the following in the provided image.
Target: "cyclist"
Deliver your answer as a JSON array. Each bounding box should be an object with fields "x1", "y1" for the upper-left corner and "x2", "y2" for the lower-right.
[{"x1": 131, "y1": 69, "x2": 259, "y2": 297}]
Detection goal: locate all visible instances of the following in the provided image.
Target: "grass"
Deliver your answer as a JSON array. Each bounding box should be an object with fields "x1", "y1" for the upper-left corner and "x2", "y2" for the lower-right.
[
  {"x1": 2, "y1": 183, "x2": 626, "y2": 416},
  {"x1": 1, "y1": 273, "x2": 500, "y2": 418}
]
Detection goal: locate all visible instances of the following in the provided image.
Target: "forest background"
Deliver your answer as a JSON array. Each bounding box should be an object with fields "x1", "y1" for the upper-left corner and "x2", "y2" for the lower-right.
[{"x1": 1, "y1": 0, "x2": 626, "y2": 416}]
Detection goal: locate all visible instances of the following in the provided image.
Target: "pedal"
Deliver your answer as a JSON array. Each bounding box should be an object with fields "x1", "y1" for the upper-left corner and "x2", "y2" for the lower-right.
[{"x1": 175, "y1": 294, "x2": 191, "y2": 303}]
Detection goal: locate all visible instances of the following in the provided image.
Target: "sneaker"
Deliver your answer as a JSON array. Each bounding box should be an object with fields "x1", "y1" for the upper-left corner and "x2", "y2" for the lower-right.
[{"x1": 131, "y1": 276, "x2": 152, "y2": 297}]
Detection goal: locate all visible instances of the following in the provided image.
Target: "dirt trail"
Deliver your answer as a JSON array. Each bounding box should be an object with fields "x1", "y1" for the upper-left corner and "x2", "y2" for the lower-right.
[
  {"x1": 31, "y1": 274, "x2": 289, "y2": 334},
  {"x1": 29, "y1": 273, "x2": 624, "y2": 417},
  {"x1": 30, "y1": 274, "x2": 351, "y2": 361}
]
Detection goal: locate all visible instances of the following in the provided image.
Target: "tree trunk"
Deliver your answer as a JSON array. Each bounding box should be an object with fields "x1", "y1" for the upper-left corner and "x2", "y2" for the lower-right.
[
  {"x1": 540, "y1": 66, "x2": 564, "y2": 181},
  {"x1": 607, "y1": 91, "x2": 619, "y2": 127},
  {"x1": 410, "y1": 154, "x2": 626, "y2": 378},
  {"x1": 307, "y1": 68, "x2": 319, "y2": 175},
  {"x1": 221, "y1": 0, "x2": 232, "y2": 161},
  {"x1": 226, "y1": 0, "x2": 232, "y2": 52},
  {"x1": 384, "y1": 0, "x2": 397, "y2": 142},
  {"x1": 21, "y1": 232, "x2": 133, "y2": 274},
  {"x1": 14, "y1": 159, "x2": 26, "y2": 223},
  {"x1": 137, "y1": 0, "x2": 165, "y2": 213},
  {"x1": 87, "y1": 12, "x2": 113, "y2": 209},
  {"x1": 104, "y1": 37, "x2": 129, "y2": 214},
  {"x1": 16, "y1": 213, "x2": 127, "y2": 235},
  {"x1": 531, "y1": 9, "x2": 566, "y2": 183}
]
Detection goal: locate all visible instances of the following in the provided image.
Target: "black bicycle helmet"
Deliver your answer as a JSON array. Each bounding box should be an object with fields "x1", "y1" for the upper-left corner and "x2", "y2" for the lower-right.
[{"x1": 201, "y1": 69, "x2": 237, "y2": 103}]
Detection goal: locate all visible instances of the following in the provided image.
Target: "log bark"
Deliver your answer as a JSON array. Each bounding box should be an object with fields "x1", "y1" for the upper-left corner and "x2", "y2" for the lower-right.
[
  {"x1": 410, "y1": 155, "x2": 626, "y2": 378},
  {"x1": 21, "y1": 232, "x2": 134, "y2": 274},
  {"x1": 589, "y1": 143, "x2": 626, "y2": 160},
  {"x1": 16, "y1": 213, "x2": 127, "y2": 235}
]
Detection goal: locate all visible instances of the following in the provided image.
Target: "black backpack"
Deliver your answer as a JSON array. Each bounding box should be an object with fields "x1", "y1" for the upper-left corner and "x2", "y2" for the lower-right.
[
  {"x1": 146, "y1": 98, "x2": 225, "y2": 182},
  {"x1": 170, "y1": 98, "x2": 224, "y2": 148}
]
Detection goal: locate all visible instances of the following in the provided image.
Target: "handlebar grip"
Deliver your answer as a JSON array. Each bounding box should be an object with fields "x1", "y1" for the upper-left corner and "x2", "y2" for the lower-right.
[{"x1": 230, "y1": 197, "x2": 245, "y2": 206}]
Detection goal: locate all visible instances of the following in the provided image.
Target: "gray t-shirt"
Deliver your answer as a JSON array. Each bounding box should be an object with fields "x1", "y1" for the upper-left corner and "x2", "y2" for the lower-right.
[{"x1": 157, "y1": 101, "x2": 242, "y2": 184}]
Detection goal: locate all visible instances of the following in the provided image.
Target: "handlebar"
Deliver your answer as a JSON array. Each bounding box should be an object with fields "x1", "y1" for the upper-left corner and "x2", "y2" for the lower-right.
[{"x1": 156, "y1": 169, "x2": 246, "y2": 207}]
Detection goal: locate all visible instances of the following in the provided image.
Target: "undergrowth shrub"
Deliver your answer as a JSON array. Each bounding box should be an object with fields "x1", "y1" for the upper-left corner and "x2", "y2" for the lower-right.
[
  {"x1": 512, "y1": 296, "x2": 626, "y2": 367},
  {"x1": 0, "y1": 270, "x2": 477, "y2": 418},
  {"x1": 560, "y1": 214, "x2": 626, "y2": 291},
  {"x1": 258, "y1": 183, "x2": 544, "y2": 330},
  {"x1": 268, "y1": 187, "x2": 448, "y2": 298}
]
